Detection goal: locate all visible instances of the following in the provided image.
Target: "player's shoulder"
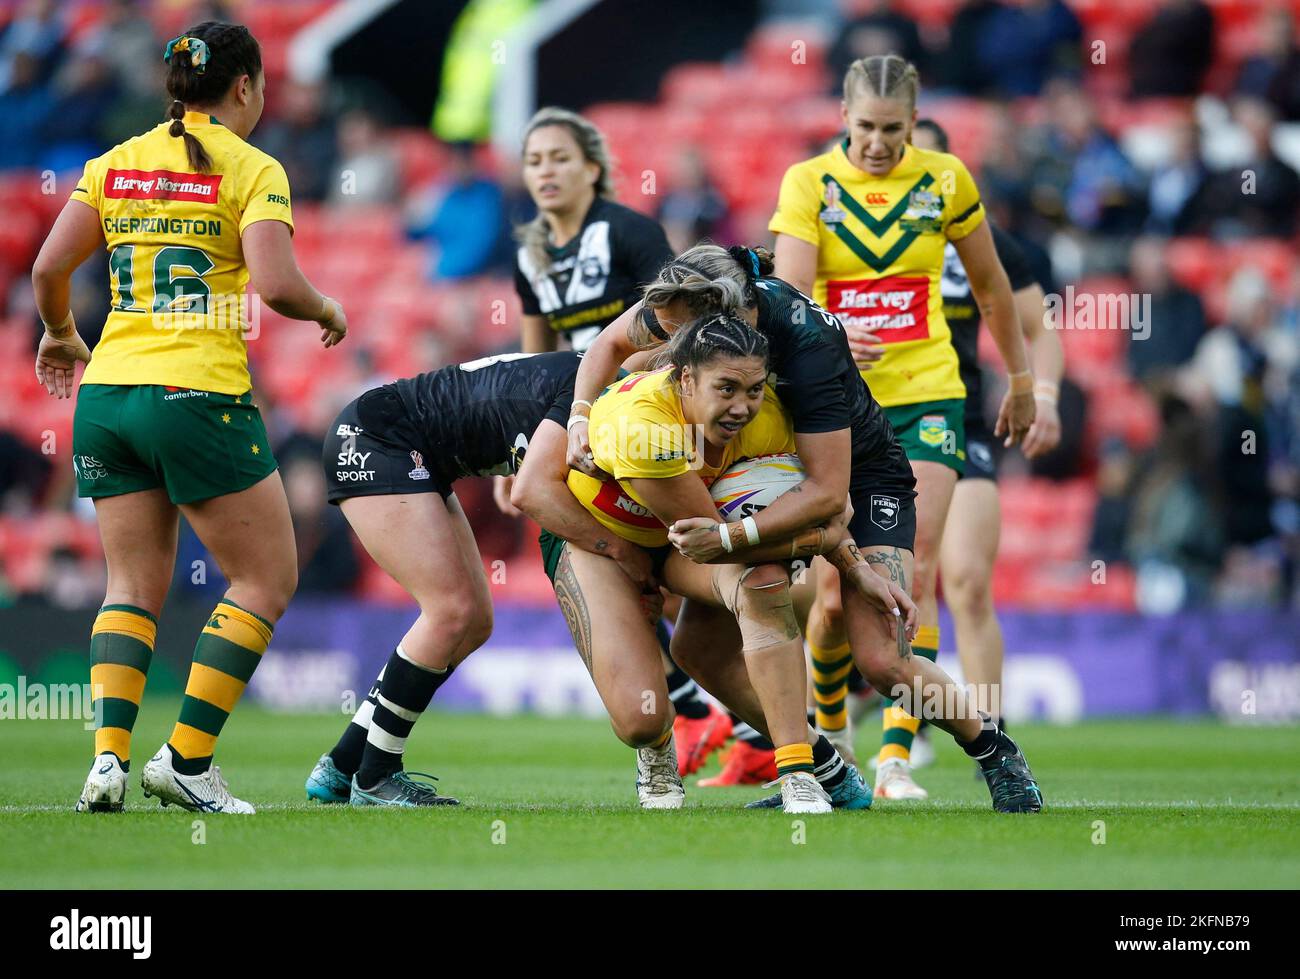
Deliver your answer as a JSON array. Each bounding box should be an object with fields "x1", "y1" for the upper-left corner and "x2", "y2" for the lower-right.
[
  {"x1": 908, "y1": 144, "x2": 973, "y2": 182},
  {"x1": 594, "y1": 197, "x2": 662, "y2": 235},
  {"x1": 220, "y1": 133, "x2": 285, "y2": 175}
]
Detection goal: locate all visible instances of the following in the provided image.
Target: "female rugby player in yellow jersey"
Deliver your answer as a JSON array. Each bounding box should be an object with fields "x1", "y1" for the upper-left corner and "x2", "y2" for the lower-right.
[
  {"x1": 770, "y1": 54, "x2": 1035, "y2": 799},
  {"x1": 514, "y1": 317, "x2": 898, "y2": 813},
  {"x1": 31, "y1": 22, "x2": 346, "y2": 814}
]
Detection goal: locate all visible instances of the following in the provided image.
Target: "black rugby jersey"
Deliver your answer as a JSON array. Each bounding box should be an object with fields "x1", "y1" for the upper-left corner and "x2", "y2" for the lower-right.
[
  {"x1": 514, "y1": 197, "x2": 672, "y2": 353},
  {"x1": 939, "y1": 224, "x2": 1038, "y2": 421},
  {"x1": 392, "y1": 351, "x2": 581, "y2": 481},
  {"x1": 752, "y1": 277, "x2": 894, "y2": 461}
]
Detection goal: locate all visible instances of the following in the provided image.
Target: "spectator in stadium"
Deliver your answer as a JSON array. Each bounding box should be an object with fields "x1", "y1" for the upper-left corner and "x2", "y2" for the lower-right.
[
  {"x1": 938, "y1": 0, "x2": 1006, "y2": 96},
  {"x1": 1183, "y1": 268, "x2": 1296, "y2": 550},
  {"x1": 84, "y1": 0, "x2": 161, "y2": 102},
  {"x1": 1088, "y1": 436, "x2": 1136, "y2": 567},
  {"x1": 280, "y1": 454, "x2": 359, "y2": 595},
  {"x1": 0, "y1": 429, "x2": 52, "y2": 512},
  {"x1": 0, "y1": 51, "x2": 53, "y2": 170},
  {"x1": 1182, "y1": 98, "x2": 1300, "y2": 239},
  {"x1": 253, "y1": 81, "x2": 338, "y2": 203},
  {"x1": 656, "y1": 148, "x2": 730, "y2": 254},
  {"x1": 406, "y1": 141, "x2": 505, "y2": 280},
  {"x1": 1144, "y1": 114, "x2": 1210, "y2": 236},
  {"x1": 1022, "y1": 79, "x2": 1146, "y2": 234},
  {"x1": 1125, "y1": 394, "x2": 1224, "y2": 609},
  {"x1": 827, "y1": 0, "x2": 928, "y2": 89},
  {"x1": 1128, "y1": 0, "x2": 1216, "y2": 98},
  {"x1": 40, "y1": 51, "x2": 120, "y2": 174},
  {"x1": 327, "y1": 107, "x2": 400, "y2": 207},
  {"x1": 0, "y1": 0, "x2": 66, "y2": 91},
  {"x1": 1126, "y1": 236, "x2": 1207, "y2": 384},
  {"x1": 1236, "y1": 7, "x2": 1300, "y2": 122},
  {"x1": 975, "y1": 0, "x2": 1081, "y2": 98}
]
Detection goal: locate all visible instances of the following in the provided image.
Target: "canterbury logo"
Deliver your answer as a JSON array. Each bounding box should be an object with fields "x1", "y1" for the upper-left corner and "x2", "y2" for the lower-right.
[
  {"x1": 863, "y1": 193, "x2": 889, "y2": 205},
  {"x1": 206, "y1": 613, "x2": 228, "y2": 629}
]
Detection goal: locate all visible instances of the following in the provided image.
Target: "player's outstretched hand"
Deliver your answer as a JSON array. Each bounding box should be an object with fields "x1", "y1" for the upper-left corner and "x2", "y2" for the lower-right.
[
  {"x1": 667, "y1": 517, "x2": 726, "y2": 563},
  {"x1": 493, "y1": 475, "x2": 521, "y2": 517},
  {"x1": 318, "y1": 296, "x2": 347, "y2": 348},
  {"x1": 840, "y1": 560, "x2": 917, "y2": 643},
  {"x1": 1020, "y1": 398, "x2": 1061, "y2": 459},
  {"x1": 994, "y1": 386, "x2": 1035, "y2": 448},
  {"x1": 35, "y1": 330, "x2": 91, "y2": 400}
]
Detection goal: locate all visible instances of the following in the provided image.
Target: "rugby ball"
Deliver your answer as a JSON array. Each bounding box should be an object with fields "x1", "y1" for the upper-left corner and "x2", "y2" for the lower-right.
[{"x1": 710, "y1": 453, "x2": 806, "y2": 521}]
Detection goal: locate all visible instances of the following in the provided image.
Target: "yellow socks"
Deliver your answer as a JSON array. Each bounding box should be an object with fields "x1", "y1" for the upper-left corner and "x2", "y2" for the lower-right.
[
  {"x1": 168, "y1": 600, "x2": 272, "y2": 774},
  {"x1": 810, "y1": 639, "x2": 853, "y2": 731},
  {"x1": 89, "y1": 605, "x2": 156, "y2": 764}
]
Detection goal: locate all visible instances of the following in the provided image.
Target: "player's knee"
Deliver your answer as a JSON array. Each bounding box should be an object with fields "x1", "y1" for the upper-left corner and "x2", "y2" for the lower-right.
[
  {"x1": 611, "y1": 712, "x2": 669, "y2": 749},
  {"x1": 815, "y1": 583, "x2": 844, "y2": 622},
  {"x1": 945, "y1": 564, "x2": 992, "y2": 621},
  {"x1": 238, "y1": 562, "x2": 297, "y2": 622},
  {"x1": 734, "y1": 565, "x2": 798, "y2": 652},
  {"x1": 854, "y1": 643, "x2": 911, "y2": 694},
  {"x1": 424, "y1": 591, "x2": 490, "y2": 651}
]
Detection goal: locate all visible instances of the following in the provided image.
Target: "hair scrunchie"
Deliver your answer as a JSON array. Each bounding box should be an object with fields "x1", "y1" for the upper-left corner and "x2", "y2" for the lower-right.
[
  {"x1": 727, "y1": 245, "x2": 761, "y2": 282},
  {"x1": 164, "y1": 35, "x2": 210, "y2": 73}
]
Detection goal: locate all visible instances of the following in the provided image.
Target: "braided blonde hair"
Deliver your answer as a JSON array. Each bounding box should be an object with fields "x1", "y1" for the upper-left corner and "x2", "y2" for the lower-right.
[{"x1": 843, "y1": 54, "x2": 920, "y2": 112}]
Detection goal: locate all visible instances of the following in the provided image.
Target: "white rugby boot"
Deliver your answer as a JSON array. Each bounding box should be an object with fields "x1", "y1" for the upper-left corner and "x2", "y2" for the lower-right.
[
  {"x1": 75, "y1": 753, "x2": 128, "y2": 813},
  {"x1": 778, "y1": 771, "x2": 833, "y2": 814},
  {"x1": 636, "y1": 738, "x2": 685, "y2": 810},
  {"x1": 141, "y1": 745, "x2": 255, "y2": 814},
  {"x1": 873, "y1": 757, "x2": 929, "y2": 800}
]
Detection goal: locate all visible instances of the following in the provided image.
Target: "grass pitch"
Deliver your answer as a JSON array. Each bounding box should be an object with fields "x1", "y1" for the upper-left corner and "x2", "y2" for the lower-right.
[{"x1": 1, "y1": 701, "x2": 1297, "y2": 889}]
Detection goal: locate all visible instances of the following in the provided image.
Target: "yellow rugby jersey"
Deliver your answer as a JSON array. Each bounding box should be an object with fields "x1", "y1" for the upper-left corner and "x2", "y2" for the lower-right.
[
  {"x1": 71, "y1": 111, "x2": 294, "y2": 395},
  {"x1": 769, "y1": 141, "x2": 984, "y2": 407},
  {"x1": 568, "y1": 368, "x2": 796, "y2": 547}
]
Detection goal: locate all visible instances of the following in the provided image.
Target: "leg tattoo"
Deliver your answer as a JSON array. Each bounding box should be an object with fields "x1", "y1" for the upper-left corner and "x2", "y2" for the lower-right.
[{"x1": 554, "y1": 545, "x2": 594, "y2": 673}]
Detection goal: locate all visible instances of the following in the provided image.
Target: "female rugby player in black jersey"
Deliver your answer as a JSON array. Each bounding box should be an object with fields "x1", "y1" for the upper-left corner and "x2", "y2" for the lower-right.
[
  {"x1": 304, "y1": 351, "x2": 656, "y2": 807},
  {"x1": 567, "y1": 244, "x2": 1044, "y2": 812}
]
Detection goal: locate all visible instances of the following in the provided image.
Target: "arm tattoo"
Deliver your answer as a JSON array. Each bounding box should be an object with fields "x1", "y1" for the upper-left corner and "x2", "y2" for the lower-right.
[{"x1": 553, "y1": 545, "x2": 594, "y2": 673}]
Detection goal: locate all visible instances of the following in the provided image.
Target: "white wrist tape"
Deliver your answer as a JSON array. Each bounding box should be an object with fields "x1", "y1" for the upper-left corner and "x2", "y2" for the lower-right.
[
  {"x1": 741, "y1": 516, "x2": 759, "y2": 546},
  {"x1": 718, "y1": 522, "x2": 734, "y2": 553}
]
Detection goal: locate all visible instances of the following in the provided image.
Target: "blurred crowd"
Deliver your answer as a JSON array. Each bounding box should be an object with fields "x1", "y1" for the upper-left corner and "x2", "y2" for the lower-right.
[{"x1": 0, "y1": 0, "x2": 1297, "y2": 610}]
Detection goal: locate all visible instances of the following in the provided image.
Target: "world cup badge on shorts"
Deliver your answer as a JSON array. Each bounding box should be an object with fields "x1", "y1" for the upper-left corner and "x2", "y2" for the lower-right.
[
  {"x1": 819, "y1": 181, "x2": 847, "y2": 225},
  {"x1": 408, "y1": 450, "x2": 431, "y2": 481},
  {"x1": 870, "y1": 494, "x2": 899, "y2": 531},
  {"x1": 919, "y1": 414, "x2": 948, "y2": 447}
]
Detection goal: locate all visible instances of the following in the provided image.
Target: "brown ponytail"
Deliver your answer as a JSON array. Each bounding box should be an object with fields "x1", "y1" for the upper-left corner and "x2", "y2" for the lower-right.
[{"x1": 168, "y1": 98, "x2": 212, "y2": 173}]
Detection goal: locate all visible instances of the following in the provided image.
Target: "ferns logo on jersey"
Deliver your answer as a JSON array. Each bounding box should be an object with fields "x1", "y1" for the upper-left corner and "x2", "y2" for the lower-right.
[
  {"x1": 870, "y1": 494, "x2": 900, "y2": 531},
  {"x1": 826, "y1": 275, "x2": 929, "y2": 343},
  {"x1": 104, "y1": 168, "x2": 222, "y2": 203}
]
